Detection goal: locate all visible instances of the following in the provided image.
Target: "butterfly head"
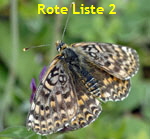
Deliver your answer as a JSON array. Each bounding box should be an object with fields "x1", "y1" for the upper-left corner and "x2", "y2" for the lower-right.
[{"x1": 56, "y1": 40, "x2": 67, "y2": 52}]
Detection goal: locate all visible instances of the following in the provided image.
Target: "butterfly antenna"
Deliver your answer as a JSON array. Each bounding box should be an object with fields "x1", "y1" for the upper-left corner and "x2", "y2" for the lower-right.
[
  {"x1": 61, "y1": 2, "x2": 74, "y2": 41},
  {"x1": 23, "y1": 44, "x2": 50, "y2": 51}
]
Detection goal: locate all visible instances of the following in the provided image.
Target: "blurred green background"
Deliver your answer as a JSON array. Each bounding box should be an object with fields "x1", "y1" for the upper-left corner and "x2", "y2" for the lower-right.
[{"x1": 0, "y1": 0, "x2": 150, "y2": 139}]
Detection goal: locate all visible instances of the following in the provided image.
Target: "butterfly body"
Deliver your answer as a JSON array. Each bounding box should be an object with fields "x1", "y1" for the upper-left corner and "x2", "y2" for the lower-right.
[{"x1": 27, "y1": 41, "x2": 139, "y2": 135}]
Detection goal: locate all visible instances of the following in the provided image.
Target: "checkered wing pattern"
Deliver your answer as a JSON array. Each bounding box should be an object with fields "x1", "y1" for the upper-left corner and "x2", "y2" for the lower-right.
[
  {"x1": 27, "y1": 41, "x2": 139, "y2": 135},
  {"x1": 72, "y1": 43, "x2": 139, "y2": 80},
  {"x1": 27, "y1": 55, "x2": 101, "y2": 135}
]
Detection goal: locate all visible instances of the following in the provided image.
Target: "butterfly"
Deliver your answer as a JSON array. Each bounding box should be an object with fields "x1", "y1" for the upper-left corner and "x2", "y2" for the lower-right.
[{"x1": 27, "y1": 41, "x2": 139, "y2": 135}]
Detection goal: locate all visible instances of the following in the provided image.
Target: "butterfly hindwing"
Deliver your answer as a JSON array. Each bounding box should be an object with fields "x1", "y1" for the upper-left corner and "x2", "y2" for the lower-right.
[
  {"x1": 72, "y1": 42, "x2": 139, "y2": 80},
  {"x1": 66, "y1": 66, "x2": 102, "y2": 130}
]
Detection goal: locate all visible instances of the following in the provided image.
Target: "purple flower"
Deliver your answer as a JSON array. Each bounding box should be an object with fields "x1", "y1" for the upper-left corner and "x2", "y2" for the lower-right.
[
  {"x1": 30, "y1": 78, "x2": 37, "y2": 103},
  {"x1": 29, "y1": 66, "x2": 47, "y2": 103},
  {"x1": 39, "y1": 66, "x2": 47, "y2": 81}
]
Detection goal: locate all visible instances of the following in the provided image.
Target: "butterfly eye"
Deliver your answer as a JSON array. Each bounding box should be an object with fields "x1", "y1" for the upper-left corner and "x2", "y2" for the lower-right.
[{"x1": 56, "y1": 41, "x2": 66, "y2": 52}]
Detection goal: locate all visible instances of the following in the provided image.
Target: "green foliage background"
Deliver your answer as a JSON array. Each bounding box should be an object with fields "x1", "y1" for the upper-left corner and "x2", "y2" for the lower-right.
[{"x1": 0, "y1": 0, "x2": 150, "y2": 139}]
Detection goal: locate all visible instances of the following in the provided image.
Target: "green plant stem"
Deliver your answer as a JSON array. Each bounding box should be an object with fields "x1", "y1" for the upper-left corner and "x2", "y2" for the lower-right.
[
  {"x1": 49, "y1": 0, "x2": 63, "y2": 60},
  {"x1": 0, "y1": 0, "x2": 19, "y2": 130}
]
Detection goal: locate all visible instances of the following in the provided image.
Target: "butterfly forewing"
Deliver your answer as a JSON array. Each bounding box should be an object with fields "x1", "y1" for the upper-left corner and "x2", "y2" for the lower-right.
[
  {"x1": 72, "y1": 42, "x2": 139, "y2": 80},
  {"x1": 27, "y1": 56, "x2": 79, "y2": 135},
  {"x1": 27, "y1": 54, "x2": 102, "y2": 135}
]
